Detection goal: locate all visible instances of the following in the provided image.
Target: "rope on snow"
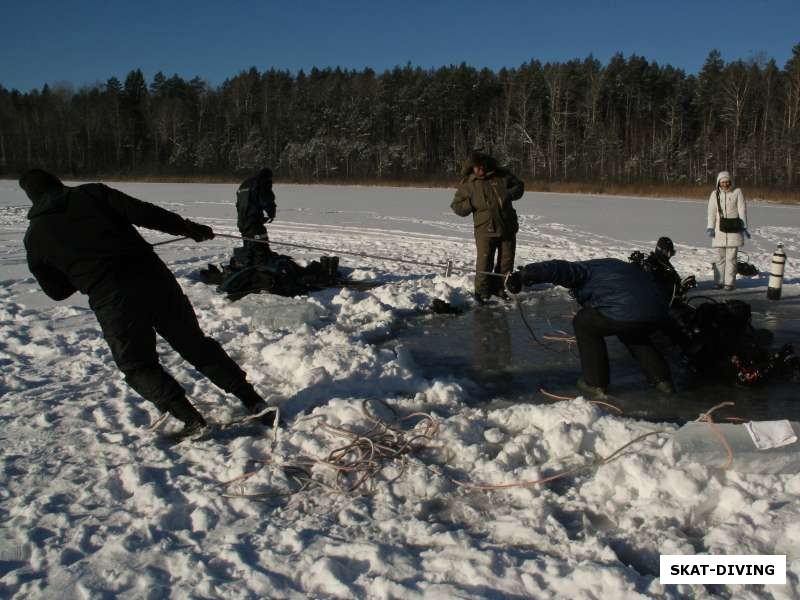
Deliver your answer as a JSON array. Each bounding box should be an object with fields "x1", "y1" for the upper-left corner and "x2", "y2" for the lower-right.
[{"x1": 219, "y1": 399, "x2": 741, "y2": 499}]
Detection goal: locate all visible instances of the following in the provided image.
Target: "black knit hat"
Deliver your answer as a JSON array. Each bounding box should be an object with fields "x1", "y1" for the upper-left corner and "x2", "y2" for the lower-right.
[
  {"x1": 19, "y1": 169, "x2": 63, "y2": 201},
  {"x1": 655, "y1": 236, "x2": 675, "y2": 258}
]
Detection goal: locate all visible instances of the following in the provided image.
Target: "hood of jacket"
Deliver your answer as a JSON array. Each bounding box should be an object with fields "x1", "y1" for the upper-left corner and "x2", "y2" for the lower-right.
[
  {"x1": 716, "y1": 171, "x2": 733, "y2": 188},
  {"x1": 27, "y1": 187, "x2": 70, "y2": 220},
  {"x1": 461, "y1": 151, "x2": 498, "y2": 178}
]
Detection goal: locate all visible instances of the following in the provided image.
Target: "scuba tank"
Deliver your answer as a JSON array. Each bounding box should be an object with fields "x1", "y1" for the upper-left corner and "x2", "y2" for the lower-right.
[{"x1": 767, "y1": 243, "x2": 787, "y2": 300}]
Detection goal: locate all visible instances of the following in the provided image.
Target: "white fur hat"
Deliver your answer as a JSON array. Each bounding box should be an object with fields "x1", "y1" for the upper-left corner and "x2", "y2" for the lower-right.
[{"x1": 716, "y1": 171, "x2": 732, "y2": 186}]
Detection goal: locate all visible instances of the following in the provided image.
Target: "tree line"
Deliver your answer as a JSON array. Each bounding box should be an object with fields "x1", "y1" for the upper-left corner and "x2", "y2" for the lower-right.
[{"x1": 1, "y1": 45, "x2": 799, "y2": 188}]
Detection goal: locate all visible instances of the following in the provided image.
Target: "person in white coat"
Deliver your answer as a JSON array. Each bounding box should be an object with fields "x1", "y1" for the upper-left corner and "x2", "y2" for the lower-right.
[{"x1": 706, "y1": 171, "x2": 750, "y2": 290}]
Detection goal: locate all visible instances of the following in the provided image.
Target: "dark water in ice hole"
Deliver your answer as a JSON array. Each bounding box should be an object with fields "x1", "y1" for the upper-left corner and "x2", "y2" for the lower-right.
[{"x1": 382, "y1": 288, "x2": 800, "y2": 424}]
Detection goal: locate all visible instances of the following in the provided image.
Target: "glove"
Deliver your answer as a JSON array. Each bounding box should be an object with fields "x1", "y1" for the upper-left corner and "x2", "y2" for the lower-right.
[
  {"x1": 743, "y1": 228, "x2": 751, "y2": 239},
  {"x1": 706, "y1": 228, "x2": 715, "y2": 238},
  {"x1": 504, "y1": 270, "x2": 523, "y2": 295},
  {"x1": 680, "y1": 275, "x2": 697, "y2": 294},
  {"x1": 184, "y1": 220, "x2": 214, "y2": 242}
]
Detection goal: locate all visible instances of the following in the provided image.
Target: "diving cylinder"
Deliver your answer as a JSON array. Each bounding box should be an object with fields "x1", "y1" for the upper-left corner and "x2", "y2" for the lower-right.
[{"x1": 767, "y1": 243, "x2": 786, "y2": 300}]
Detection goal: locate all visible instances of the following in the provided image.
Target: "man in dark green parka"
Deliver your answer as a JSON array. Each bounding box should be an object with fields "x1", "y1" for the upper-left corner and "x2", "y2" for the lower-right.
[{"x1": 451, "y1": 151, "x2": 524, "y2": 302}]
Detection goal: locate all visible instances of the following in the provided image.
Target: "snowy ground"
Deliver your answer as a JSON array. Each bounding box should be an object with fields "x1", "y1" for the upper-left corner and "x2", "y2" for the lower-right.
[{"x1": 1, "y1": 180, "x2": 799, "y2": 599}]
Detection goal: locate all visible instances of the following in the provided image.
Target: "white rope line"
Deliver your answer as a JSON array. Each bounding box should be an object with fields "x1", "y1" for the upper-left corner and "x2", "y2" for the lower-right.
[
  {"x1": 214, "y1": 232, "x2": 455, "y2": 272},
  {"x1": 152, "y1": 231, "x2": 508, "y2": 278}
]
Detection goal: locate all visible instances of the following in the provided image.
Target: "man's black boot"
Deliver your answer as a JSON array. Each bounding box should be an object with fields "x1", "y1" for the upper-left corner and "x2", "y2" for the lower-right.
[
  {"x1": 576, "y1": 378, "x2": 610, "y2": 400},
  {"x1": 233, "y1": 384, "x2": 276, "y2": 427},
  {"x1": 474, "y1": 292, "x2": 490, "y2": 305},
  {"x1": 165, "y1": 397, "x2": 208, "y2": 441}
]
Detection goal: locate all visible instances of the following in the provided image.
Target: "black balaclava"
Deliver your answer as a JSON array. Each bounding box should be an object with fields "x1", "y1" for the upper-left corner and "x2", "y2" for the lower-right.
[
  {"x1": 255, "y1": 168, "x2": 273, "y2": 194},
  {"x1": 655, "y1": 236, "x2": 676, "y2": 259},
  {"x1": 19, "y1": 169, "x2": 64, "y2": 203}
]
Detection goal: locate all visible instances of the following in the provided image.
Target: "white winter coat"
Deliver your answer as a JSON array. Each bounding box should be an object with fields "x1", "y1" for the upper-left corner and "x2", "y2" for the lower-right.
[{"x1": 707, "y1": 187, "x2": 747, "y2": 248}]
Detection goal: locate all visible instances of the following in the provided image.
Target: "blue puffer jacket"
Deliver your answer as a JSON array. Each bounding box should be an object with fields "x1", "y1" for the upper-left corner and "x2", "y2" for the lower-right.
[{"x1": 521, "y1": 258, "x2": 669, "y2": 323}]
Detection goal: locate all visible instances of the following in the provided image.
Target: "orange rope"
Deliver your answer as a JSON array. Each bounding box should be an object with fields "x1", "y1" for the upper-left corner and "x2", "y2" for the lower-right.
[
  {"x1": 445, "y1": 430, "x2": 666, "y2": 491},
  {"x1": 224, "y1": 401, "x2": 439, "y2": 496},
  {"x1": 538, "y1": 387, "x2": 623, "y2": 414},
  {"x1": 696, "y1": 401, "x2": 736, "y2": 470},
  {"x1": 542, "y1": 335, "x2": 577, "y2": 343},
  {"x1": 539, "y1": 388, "x2": 575, "y2": 401},
  {"x1": 222, "y1": 399, "x2": 737, "y2": 500},
  {"x1": 589, "y1": 399, "x2": 624, "y2": 414}
]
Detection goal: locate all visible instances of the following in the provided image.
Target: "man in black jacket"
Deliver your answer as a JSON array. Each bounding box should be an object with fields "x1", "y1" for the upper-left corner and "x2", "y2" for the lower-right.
[
  {"x1": 235, "y1": 168, "x2": 276, "y2": 266},
  {"x1": 507, "y1": 258, "x2": 675, "y2": 398},
  {"x1": 21, "y1": 169, "x2": 273, "y2": 439}
]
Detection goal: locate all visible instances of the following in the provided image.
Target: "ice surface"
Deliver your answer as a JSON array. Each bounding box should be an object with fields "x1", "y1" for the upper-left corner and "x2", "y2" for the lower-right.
[{"x1": 387, "y1": 287, "x2": 800, "y2": 423}]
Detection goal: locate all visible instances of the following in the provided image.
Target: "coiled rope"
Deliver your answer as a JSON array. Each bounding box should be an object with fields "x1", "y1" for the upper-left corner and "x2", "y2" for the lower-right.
[{"x1": 220, "y1": 399, "x2": 740, "y2": 499}]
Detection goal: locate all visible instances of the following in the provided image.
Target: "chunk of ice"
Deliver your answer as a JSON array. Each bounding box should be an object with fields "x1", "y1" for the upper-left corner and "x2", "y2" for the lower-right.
[
  {"x1": 236, "y1": 294, "x2": 326, "y2": 330},
  {"x1": 672, "y1": 421, "x2": 800, "y2": 473}
]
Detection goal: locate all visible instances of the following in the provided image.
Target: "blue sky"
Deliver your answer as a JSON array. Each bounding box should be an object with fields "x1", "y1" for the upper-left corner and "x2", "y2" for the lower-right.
[{"x1": 1, "y1": 0, "x2": 798, "y2": 92}]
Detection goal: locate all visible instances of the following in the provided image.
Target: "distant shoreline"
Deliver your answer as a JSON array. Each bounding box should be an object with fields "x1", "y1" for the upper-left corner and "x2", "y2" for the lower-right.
[{"x1": 3, "y1": 176, "x2": 797, "y2": 204}]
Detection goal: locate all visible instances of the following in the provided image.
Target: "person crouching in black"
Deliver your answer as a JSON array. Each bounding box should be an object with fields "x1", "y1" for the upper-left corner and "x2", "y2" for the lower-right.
[
  {"x1": 507, "y1": 258, "x2": 675, "y2": 398},
  {"x1": 629, "y1": 236, "x2": 697, "y2": 308},
  {"x1": 20, "y1": 169, "x2": 274, "y2": 439}
]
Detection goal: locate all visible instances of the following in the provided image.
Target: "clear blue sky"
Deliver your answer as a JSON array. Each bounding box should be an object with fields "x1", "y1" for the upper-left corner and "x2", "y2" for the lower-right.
[{"x1": 1, "y1": 0, "x2": 798, "y2": 92}]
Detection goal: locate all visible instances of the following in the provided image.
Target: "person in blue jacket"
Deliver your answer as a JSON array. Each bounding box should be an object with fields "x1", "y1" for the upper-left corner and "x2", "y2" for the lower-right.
[
  {"x1": 506, "y1": 258, "x2": 675, "y2": 398},
  {"x1": 236, "y1": 168, "x2": 276, "y2": 265}
]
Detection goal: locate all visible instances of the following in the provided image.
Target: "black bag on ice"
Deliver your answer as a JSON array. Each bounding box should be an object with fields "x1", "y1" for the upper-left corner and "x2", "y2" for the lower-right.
[
  {"x1": 736, "y1": 253, "x2": 759, "y2": 277},
  {"x1": 719, "y1": 218, "x2": 744, "y2": 233}
]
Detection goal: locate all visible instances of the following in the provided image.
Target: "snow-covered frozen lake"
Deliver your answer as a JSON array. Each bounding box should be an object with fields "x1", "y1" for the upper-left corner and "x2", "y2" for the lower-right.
[{"x1": 1, "y1": 180, "x2": 799, "y2": 598}]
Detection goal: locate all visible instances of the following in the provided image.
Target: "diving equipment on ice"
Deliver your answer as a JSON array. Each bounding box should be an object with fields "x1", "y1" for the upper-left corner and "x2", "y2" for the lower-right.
[
  {"x1": 628, "y1": 240, "x2": 798, "y2": 386},
  {"x1": 671, "y1": 298, "x2": 799, "y2": 385},
  {"x1": 198, "y1": 251, "x2": 341, "y2": 301}
]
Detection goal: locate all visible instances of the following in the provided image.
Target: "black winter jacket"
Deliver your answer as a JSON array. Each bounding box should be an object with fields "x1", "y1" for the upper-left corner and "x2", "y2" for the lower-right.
[
  {"x1": 24, "y1": 184, "x2": 191, "y2": 300},
  {"x1": 521, "y1": 258, "x2": 670, "y2": 323},
  {"x1": 236, "y1": 174, "x2": 276, "y2": 233}
]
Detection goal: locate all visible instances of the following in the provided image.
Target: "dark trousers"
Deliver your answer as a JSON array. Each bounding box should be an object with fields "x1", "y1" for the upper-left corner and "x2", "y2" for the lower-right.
[
  {"x1": 241, "y1": 224, "x2": 270, "y2": 266},
  {"x1": 572, "y1": 307, "x2": 671, "y2": 389},
  {"x1": 90, "y1": 261, "x2": 253, "y2": 413},
  {"x1": 474, "y1": 233, "x2": 516, "y2": 297}
]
